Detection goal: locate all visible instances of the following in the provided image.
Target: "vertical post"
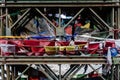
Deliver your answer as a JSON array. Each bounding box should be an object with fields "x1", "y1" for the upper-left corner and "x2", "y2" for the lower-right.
[
  {"x1": 11, "y1": 66, "x2": 15, "y2": 80},
  {"x1": 113, "y1": 0, "x2": 119, "y2": 39},
  {"x1": 118, "y1": 2, "x2": 120, "y2": 29},
  {"x1": 6, "y1": 7, "x2": 8, "y2": 28},
  {"x1": 111, "y1": 65, "x2": 114, "y2": 80},
  {"x1": 0, "y1": 8, "x2": 3, "y2": 36},
  {"x1": 114, "y1": 8, "x2": 118, "y2": 39},
  {"x1": 112, "y1": 7, "x2": 114, "y2": 28},
  {"x1": 59, "y1": 64, "x2": 62, "y2": 80},
  {"x1": 1, "y1": 65, "x2": 5, "y2": 80},
  {"x1": 14, "y1": 66, "x2": 18, "y2": 80},
  {"x1": 111, "y1": 7, "x2": 115, "y2": 38},
  {"x1": 117, "y1": 64, "x2": 120, "y2": 80},
  {"x1": 59, "y1": 8, "x2": 61, "y2": 28},
  {"x1": 5, "y1": 7, "x2": 11, "y2": 36},
  {"x1": 58, "y1": 8, "x2": 62, "y2": 39},
  {"x1": 6, "y1": 65, "x2": 10, "y2": 80}
]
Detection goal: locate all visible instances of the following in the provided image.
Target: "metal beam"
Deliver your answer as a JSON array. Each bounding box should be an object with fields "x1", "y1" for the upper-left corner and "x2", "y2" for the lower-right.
[
  {"x1": 117, "y1": 64, "x2": 120, "y2": 80},
  {"x1": 35, "y1": 8, "x2": 57, "y2": 29},
  {"x1": 63, "y1": 8, "x2": 84, "y2": 28},
  {"x1": 2, "y1": 2, "x2": 120, "y2": 7},
  {"x1": 0, "y1": 8, "x2": 3, "y2": 36},
  {"x1": 89, "y1": 8, "x2": 111, "y2": 29},
  {"x1": 4, "y1": 0, "x2": 120, "y2": 3},
  {"x1": 3, "y1": 4, "x2": 119, "y2": 8},
  {"x1": 41, "y1": 64, "x2": 58, "y2": 80},
  {"x1": 10, "y1": 8, "x2": 31, "y2": 29},
  {"x1": 118, "y1": 7, "x2": 120, "y2": 29},
  {"x1": 6, "y1": 65, "x2": 10, "y2": 80},
  {"x1": 0, "y1": 56, "x2": 107, "y2": 64},
  {"x1": 111, "y1": 65, "x2": 114, "y2": 80},
  {"x1": 1, "y1": 65, "x2": 5, "y2": 80},
  {"x1": 114, "y1": 7, "x2": 119, "y2": 39},
  {"x1": 5, "y1": 7, "x2": 11, "y2": 36},
  {"x1": 15, "y1": 64, "x2": 31, "y2": 80},
  {"x1": 89, "y1": 64, "x2": 106, "y2": 80},
  {"x1": 11, "y1": 66, "x2": 15, "y2": 80},
  {"x1": 14, "y1": 13, "x2": 30, "y2": 30},
  {"x1": 14, "y1": 13, "x2": 33, "y2": 35},
  {"x1": 59, "y1": 64, "x2": 62, "y2": 80},
  {"x1": 37, "y1": 65, "x2": 54, "y2": 80},
  {"x1": 59, "y1": 8, "x2": 61, "y2": 27},
  {"x1": 91, "y1": 14, "x2": 108, "y2": 30},
  {"x1": 62, "y1": 65, "x2": 81, "y2": 80},
  {"x1": 67, "y1": 65, "x2": 83, "y2": 80}
]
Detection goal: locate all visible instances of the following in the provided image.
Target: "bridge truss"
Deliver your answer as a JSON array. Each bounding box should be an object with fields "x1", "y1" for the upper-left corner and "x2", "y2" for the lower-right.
[{"x1": 0, "y1": 0, "x2": 120, "y2": 80}]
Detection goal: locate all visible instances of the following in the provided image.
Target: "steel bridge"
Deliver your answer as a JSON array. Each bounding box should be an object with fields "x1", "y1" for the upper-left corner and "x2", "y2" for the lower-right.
[{"x1": 0, "y1": 0, "x2": 120, "y2": 80}]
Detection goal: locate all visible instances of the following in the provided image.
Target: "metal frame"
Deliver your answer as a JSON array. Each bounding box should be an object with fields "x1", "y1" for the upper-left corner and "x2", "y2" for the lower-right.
[
  {"x1": 0, "y1": 0, "x2": 120, "y2": 80},
  {"x1": 0, "y1": 56, "x2": 120, "y2": 80},
  {"x1": 0, "y1": 56, "x2": 107, "y2": 80}
]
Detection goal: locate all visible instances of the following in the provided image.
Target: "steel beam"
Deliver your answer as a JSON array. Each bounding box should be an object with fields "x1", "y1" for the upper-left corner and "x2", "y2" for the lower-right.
[
  {"x1": 58, "y1": 64, "x2": 62, "y2": 80},
  {"x1": 37, "y1": 65, "x2": 54, "y2": 80},
  {"x1": 89, "y1": 8, "x2": 111, "y2": 29},
  {"x1": 1, "y1": 2, "x2": 120, "y2": 7},
  {"x1": 59, "y1": 8, "x2": 61, "y2": 28},
  {"x1": 41, "y1": 64, "x2": 58, "y2": 80},
  {"x1": 62, "y1": 65, "x2": 80, "y2": 80},
  {"x1": 15, "y1": 64, "x2": 31, "y2": 80},
  {"x1": 91, "y1": 14, "x2": 107, "y2": 30},
  {"x1": 63, "y1": 8, "x2": 84, "y2": 28},
  {"x1": 1, "y1": 65, "x2": 5, "y2": 80},
  {"x1": 0, "y1": 56, "x2": 107, "y2": 64},
  {"x1": 89, "y1": 64, "x2": 105, "y2": 80},
  {"x1": 6, "y1": 65, "x2": 10, "y2": 80},
  {"x1": 35, "y1": 8, "x2": 57, "y2": 29},
  {"x1": 111, "y1": 65, "x2": 114, "y2": 80},
  {"x1": 5, "y1": 7, "x2": 12, "y2": 36},
  {"x1": 11, "y1": 66, "x2": 14, "y2": 80},
  {"x1": 114, "y1": 7, "x2": 119, "y2": 39},
  {"x1": 0, "y1": 8, "x2": 3, "y2": 36},
  {"x1": 67, "y1": 65, "x2": 83, "y2": 80},
  {"x1": 118, "y1": 7, "x2": 120, "y2": 28},
  {"x1": 10, "y1": 8, "x2": 31, "y2": 29},
  {"x1": 4, "y1": 1, "x2": 120, "y2": 3},
  {"x1": 14, "y1": 13, "x2": 30, "y2": 29}
]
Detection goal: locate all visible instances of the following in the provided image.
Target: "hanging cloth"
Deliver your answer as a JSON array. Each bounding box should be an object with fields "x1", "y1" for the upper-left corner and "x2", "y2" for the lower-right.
[
  {"x1": 81, "y1": 22, "x2": 90, "y2": 29},
  {"x1": 107, "y1": 47, "x2": 112, "y2": 65}
]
